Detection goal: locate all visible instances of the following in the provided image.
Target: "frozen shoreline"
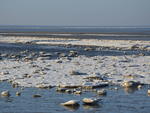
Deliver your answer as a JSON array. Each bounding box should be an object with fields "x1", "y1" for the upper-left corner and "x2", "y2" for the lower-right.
[
  {"x1": 0, "y1": 36, "x2": 150, "y2": 50},
  {"x1": 0, "y1": 36, "x2": 150, "y2": 88}
]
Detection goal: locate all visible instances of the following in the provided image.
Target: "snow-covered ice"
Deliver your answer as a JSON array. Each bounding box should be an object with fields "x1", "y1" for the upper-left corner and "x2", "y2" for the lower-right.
[{"x1": 0, "y1": 36, "x2": 150, "y2": 88}]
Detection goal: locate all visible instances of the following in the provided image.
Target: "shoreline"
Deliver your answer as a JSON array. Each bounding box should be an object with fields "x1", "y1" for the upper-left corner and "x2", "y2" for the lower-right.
[{"x1": 0, "y1": 36, "x2": 150, "y2": 51}]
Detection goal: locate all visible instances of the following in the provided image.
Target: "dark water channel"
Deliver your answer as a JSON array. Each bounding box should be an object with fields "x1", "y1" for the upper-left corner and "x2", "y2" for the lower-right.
[{"x1": 0, "y1": 43, "x2": 150, "y2": 58}]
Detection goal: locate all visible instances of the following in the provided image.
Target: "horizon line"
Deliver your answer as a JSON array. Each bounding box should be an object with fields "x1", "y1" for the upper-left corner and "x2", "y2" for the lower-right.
[{"x1": 0, "y1": 25, "x2": 150, "y2": 27}]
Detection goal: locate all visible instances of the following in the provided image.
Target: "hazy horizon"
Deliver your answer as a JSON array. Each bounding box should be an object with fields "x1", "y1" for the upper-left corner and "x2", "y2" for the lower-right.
[
  {"x1": 1, "y1": 25, "x2": 150, "y2": 27},
  {"x1": 0, "y1": 0, "x2": 150, "y2": 26}
]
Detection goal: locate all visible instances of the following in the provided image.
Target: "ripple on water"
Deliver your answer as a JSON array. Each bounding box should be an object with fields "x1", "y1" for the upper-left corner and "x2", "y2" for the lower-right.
[{"x1": 0, "y1": 82, "x2": 150, "y2": 113}]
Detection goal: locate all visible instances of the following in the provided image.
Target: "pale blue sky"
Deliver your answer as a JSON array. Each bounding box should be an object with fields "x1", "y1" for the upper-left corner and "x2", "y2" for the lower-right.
[{"x1": 0, "y1": 0, "x2": 150, "y2": 26}]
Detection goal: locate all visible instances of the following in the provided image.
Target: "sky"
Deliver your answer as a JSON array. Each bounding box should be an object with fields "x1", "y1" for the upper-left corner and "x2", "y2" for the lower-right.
[{"x1": 0, "y1": 0, "x2": 150, "y2": 26}]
